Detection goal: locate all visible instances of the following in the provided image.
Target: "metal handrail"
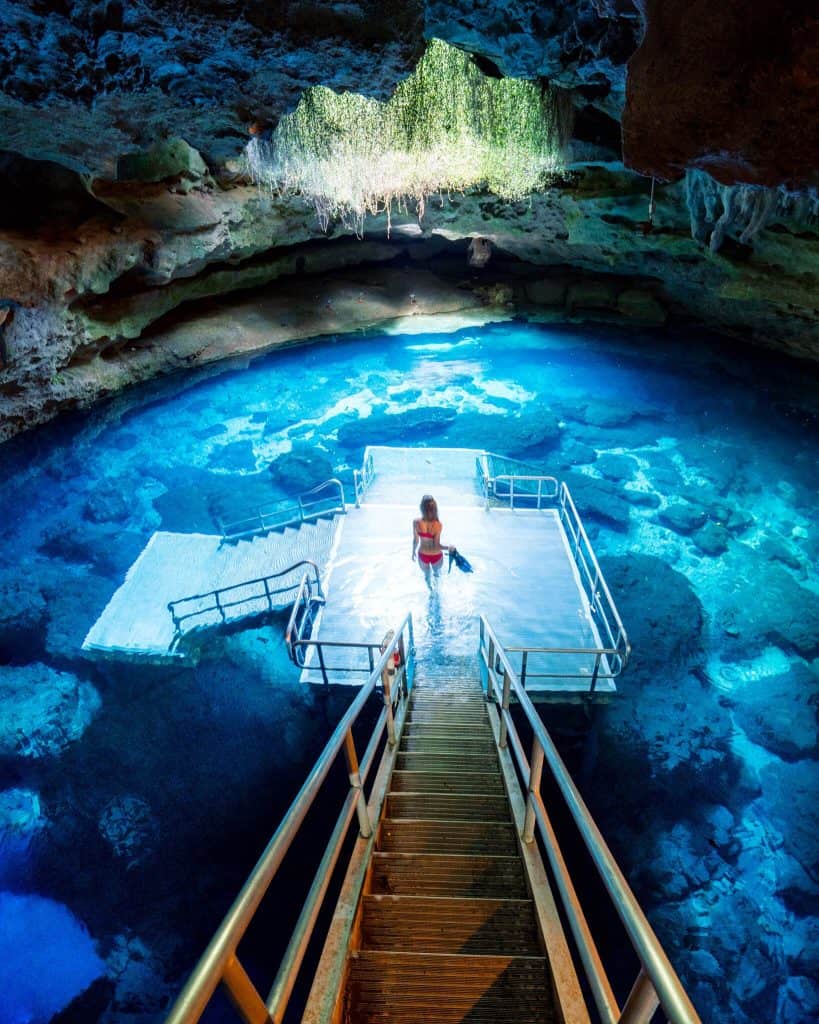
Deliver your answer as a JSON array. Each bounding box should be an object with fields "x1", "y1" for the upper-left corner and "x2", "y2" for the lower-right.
[
  {"x1": 476, "y1": 453, "x2": 559, "y2": 510},
  {"x1": 479, "y1": 616, "x2": 701, "y2": 1024},
  {"x1": 557, "y1": 482, "x2": 629, "y2": 674},
  {"x1": 353, "y1": 450, "x2": 375, "y2": 508},
  {"x1": 168, "y1": 559, "x2": 324, "y2": 634},
  {"x1": 217, "y1": 478, "x2": 346, "y2": 542},
  {"x1": 474, "y1": 457, "x2": 630, "y2": 685},
  {"x1": 165, "y1": 615, "x2": 414, "y2": 1024}
]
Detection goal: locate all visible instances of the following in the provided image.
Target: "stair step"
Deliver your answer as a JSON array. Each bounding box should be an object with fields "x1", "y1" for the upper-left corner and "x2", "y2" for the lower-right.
[
  {"x1": 396, "y1": 751, "x2": 500, "y2": 772},
  {"x1": 400, "y1": 735, "x2": 496, "y2": 755},
  {"x1": 403, "y1": 723, "x2": 493, "y2": 740},
  {"x1": 378, "y1": 819, "x2": 518, "y2": 856},
  {"x1": 360, "y1": 895, "x2": 540, "y2": 956},
  {"x1": 407, "y1": 708, "x2": 488, "y2": 722},
  {"x1": 344, "y1": 951, "x2": 554, "y2": 1023},
  {"x1": 390, "y1": 771, "x2": 505, "y2": 795},
  {"x1": 370, "y1": 853, "x2": 528, "y2": 899},
  {"x1": 386, "y1": 793, "x2": 510, "y2": 823}
]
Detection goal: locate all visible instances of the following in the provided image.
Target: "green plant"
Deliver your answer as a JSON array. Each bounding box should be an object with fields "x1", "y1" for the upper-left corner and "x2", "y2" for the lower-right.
[{"x1": 246, "y1": 38, "x2": 570, "y2": 235}]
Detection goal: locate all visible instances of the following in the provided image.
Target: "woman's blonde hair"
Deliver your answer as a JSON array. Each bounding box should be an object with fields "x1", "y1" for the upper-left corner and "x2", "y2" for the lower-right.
[{"x1": 420, "y1": 494, "x2": 438, "y2": 519}]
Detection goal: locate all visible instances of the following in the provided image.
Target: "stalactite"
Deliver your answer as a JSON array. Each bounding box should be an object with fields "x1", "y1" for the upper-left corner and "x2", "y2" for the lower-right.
[{"x1": 685, "y1": 169, "x2": 819, "y2": 253}]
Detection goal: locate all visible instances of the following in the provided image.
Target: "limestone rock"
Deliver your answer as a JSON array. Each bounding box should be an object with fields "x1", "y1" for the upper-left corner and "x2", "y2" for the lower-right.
[
  {"x1": 0, "y1": 573, "x2": 47, "y2": 662},
  {"x1": 98, "y1": 796, "x2": 160, "y2": 871},
  {"x1": 116, "y1": 138, "x2": 208, "y2": 184},
  {"x1": 562, "y1": 472, "x2": 632, "y2": 532},
  {"x1": 0, "y1": 788, "x2": 46, "y2": 886},
  {"x1": 732, "y1": 664, "x2": 818, "y2": 762},
  {"x1": 601, "y1": 554, "x2": 703, "y2": 680},
  {"x1": 624, "y1": 0, "x2": 819, "y2": 187},
  {"x1": 714, "y1": 548, "x2": 819, "y2": 659},
  {"x1": 759, "y1": 759, "x2": 819, "y2": 878},
  {"x1": 105, "y1": 934, "x2": 174, "y2": 1016},
  {"x1": 269, "y1": 445, "x2": 335, "y2": 494},
  {"x1": 0, "y1": 664, "x2": 101, "y2": 759},
  {"x1": 658, "y1": 501, "x2": 708, "y2": 536}
]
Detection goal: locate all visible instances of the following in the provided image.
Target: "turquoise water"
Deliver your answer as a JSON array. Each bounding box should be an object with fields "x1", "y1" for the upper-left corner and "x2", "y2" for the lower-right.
[{"x1": 0, "y1": 321, "x2": 817, "y2": 1023}]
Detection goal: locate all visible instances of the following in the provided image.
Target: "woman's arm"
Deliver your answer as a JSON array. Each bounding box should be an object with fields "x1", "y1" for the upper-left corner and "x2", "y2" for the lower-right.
[
  {"x1": 411, "y1": 519, "x2": 418, "y2": 560},
  {"x1": 436, "y1": 521, "x2": 455, "y2": 552}
]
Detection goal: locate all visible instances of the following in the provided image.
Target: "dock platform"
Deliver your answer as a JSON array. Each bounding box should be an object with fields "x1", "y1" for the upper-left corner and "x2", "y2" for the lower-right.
[{"x1": 299, "y1": 447, "x2": 619, "y2": 700}]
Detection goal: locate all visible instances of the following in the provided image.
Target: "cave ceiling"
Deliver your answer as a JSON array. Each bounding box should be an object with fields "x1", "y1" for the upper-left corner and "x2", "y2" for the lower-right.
[{"x1": 1, "y1": 0, "x2": 814, "y2": 186}]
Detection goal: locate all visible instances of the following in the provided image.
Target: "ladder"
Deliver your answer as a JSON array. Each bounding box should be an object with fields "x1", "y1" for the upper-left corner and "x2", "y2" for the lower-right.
[{"x1": 344, "y1": 675, "x2": 554, "y2": 1022}]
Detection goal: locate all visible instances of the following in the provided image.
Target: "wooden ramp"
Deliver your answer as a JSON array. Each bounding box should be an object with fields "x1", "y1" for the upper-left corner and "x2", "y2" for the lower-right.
[{"x1": 82, "y1": 517, "x2": 340, "y2": 662}]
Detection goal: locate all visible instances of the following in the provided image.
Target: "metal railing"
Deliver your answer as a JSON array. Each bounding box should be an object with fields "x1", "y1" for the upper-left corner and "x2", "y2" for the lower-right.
[
  {"x1": 164, "y1": 616, "x2": 414, "y2": 1024},
  {"x1": 168, "y1": 560, "x2": 324, "y2": 636},
  {"x1": 353, "y1": 450, "x2": 375, "y2": 508},
  {"x1": 475, "y1": 457, "x2": 629, "y2": 687},
  {"x1": 217, "y1": 479, "x2": 346, "y2": 542},
  {"x1": 476, "y1": 452, "x2": 558, "y2": 509},
  {"x1": 479, "y1": 616, "x2": 701, "y2": 1024}
]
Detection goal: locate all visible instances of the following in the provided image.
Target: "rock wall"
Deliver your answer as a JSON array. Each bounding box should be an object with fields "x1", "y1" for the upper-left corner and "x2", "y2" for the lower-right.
[{"x1": 1, "y1": 0, "x2": 818, "y2": 440}]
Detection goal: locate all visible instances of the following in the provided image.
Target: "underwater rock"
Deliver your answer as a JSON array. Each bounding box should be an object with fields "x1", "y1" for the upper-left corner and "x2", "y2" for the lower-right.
[
  {"x1": 758, "y1": 535, "x2": 803, "y2": 572},
  {"x1": 556, "y1": 439, "x2": 597, "y2": 467},
  {"x1": 0, "y1": 788, "x2": 46, "y2": 886},
  {"x1": 338, "y1": 407, "x2": 457, "y2": 449},
  {"x1": 0, "y1": 664, "x2": 101, "y2": 759},
  {"x1": 657, "y1": 500, "x2": 708, "y2": 535},
  {"x1": 43, "y1": 570, "x2": 114, "y2": 663},
  {"x1": 105, "y1": 933, "x2": 174, "y2": 1016},
  {"x1": 759, "y1": 759, "x2": 819, "y2": 880},
  {"x1": 116, "y1": 138, "x2": 209, "y2": 184},
  {"x1": 0, "y1": 572, "x2": 47, "y2": 663},
  {"x1": 82, "y1": 482, "x2": 135, "y2": 525},
  {"x1": 562, "y1": 472, "x2": 632, "y2": 531},
  {"x1": 206, "y1": 440, "x2": 256, "y2": 473},
  {"x1": 714, "y1": 550, "x2": 819, "y2": 659},
  {"x1": 778, "y1": 977, "x2": 819, "y2": 1024},
  {"x1": 594, "y1": 452, "x2": 638, "y2": 482},
  {"x1": 601, "y1": 554, "x2": 703, "y2": 680},
  {"x1": 732, "y1": 664, "x2": 818, "y2": 762},
  {"x1": 621, "y1": 486, "x2": 661, "y2": 509},
  {"x1": 691, "y1": 521, "x2": 730, "y2": 556},
  {"x1": 563, "y1": 398, "x2": 661, "y2": 430},
  {"x1": 98, "y1": 796, "x2": 160, "y2": 871},
  {"x1": 268, "y1": 445, "x2": 335, "y2": 494}
]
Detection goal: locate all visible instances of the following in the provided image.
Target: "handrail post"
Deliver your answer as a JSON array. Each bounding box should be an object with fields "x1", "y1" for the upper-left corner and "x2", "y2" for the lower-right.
[
  {"x1": 590, "y1": 652, "x2": 601, "y2": 694},
  {"x1": 343, "y1": 730, "x2": 372, "y2": 838},
  {"x1": 263, "y1": 577, "x2": 272, "y2": 611},
  {"x1": 521, "y1": 649, "x2": 528, "y2": 688},
  {"x1": 215, "y1": 591, "x2": 226, "y2": 622},
  {"x1": 619, "y1": 968, "x2": 660, "y2": 1024},
  {"x1": 498, "y1": 669, "x2": 512, "y2": 749},
  {"x1": 222, "y1": 954, "x2": 272, "y2": 1024},
  {"x1": 381, "y1": 630, "x2": 397, "y2": 748},
  {"x1": 523, "y1": 738, "x2": 544, "y2": 843}
]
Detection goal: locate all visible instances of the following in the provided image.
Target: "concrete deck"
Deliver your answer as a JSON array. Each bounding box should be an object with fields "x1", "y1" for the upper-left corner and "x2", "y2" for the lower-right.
[
  {"x1": 300, "y1": 502, "x2": 613, "y2": 698},
  {"x1": 82, "y1": 517, "x2": 339, "y2": 662}
]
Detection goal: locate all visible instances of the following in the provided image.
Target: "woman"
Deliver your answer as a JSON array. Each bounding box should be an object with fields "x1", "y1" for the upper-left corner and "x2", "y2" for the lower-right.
[{"x1": 412, "y1": 494, "x2": 454, "y2": 580}]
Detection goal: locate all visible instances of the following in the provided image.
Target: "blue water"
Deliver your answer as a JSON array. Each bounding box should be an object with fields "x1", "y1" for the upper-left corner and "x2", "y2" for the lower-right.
[{"x1": 0, "y1": 321, "x2": 817, "y2": 1023}]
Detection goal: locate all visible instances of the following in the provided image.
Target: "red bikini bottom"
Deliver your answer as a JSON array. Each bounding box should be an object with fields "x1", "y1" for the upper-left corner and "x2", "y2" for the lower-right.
[{"x1": 418, "y1": 551, "x2": 443, "y2": 565}]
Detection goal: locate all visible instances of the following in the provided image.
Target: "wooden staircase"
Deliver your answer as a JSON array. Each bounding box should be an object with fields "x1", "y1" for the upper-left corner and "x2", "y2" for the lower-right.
[{"x1": 342, "y1": 678, "x2": 556, "y2": 1023}]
